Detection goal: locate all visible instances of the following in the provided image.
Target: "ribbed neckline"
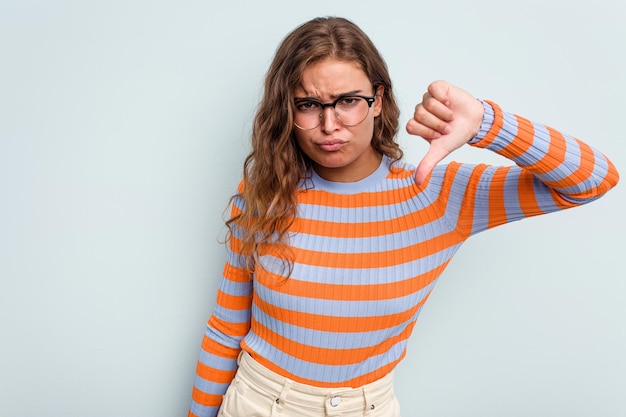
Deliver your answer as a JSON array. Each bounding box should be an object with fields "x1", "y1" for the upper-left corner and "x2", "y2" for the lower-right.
[{"x1": 303, "y1": 155, "x2": 392, "y2": 195}]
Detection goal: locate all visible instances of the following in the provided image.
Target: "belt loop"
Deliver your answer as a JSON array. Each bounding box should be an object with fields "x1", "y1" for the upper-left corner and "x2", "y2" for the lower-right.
[
  {"x1": 363, "y1": 387, "x2": 371, "y2": 416},
  {"x1": 272, "y1": 379, "x2": 292, "y2": 413},
  {"x1": 236, "y1": 350, "x2": 245, "y2": 365}
]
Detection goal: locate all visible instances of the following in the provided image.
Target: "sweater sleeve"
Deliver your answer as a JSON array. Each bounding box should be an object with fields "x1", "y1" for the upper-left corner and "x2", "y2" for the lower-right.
[
  {"x1": 432, "y1": 100, "x2": 619, "y2": 237},
  {"x1": 188, "y1": 195, "x2": 253, "y2": 417}
]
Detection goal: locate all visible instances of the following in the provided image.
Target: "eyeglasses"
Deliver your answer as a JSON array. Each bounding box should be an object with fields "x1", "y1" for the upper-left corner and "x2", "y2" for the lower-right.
[{"x1": 293, "y1": 94, "x2": 377, "y2": 130}]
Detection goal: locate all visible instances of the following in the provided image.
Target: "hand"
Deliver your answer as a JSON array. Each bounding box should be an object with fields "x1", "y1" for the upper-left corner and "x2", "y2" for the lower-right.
[{"x1": 406, "y1": 80, "x2": 485, "y2": 185}]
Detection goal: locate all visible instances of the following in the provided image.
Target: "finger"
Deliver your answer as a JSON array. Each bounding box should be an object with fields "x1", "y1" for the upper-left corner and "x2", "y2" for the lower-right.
[
  {"x1": 422, "y1": 91, "x2": 454, "y2": 122},
  {"x1": 427, "y1": 80, "x2": 452, "y2": 106},
  {"x1": 405, "y1": 118, "x2": 442, "y2": 139},
  {"x1": 414, "y1": 144, "x2": 450, "y2": 185},
  {"x1": 408, "y1": 104, "x2": 452, "y2": 137}
]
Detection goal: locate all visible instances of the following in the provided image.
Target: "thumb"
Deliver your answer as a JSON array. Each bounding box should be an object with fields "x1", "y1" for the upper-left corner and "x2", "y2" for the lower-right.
[{"x1": 414, "y1": 145, "x2": 450, "y2": 185}]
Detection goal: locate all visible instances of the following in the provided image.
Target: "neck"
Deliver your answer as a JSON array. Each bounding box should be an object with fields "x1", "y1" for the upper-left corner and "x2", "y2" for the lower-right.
[{"x1": 313, "y1": 150, "x2": 383, "y2": 183}]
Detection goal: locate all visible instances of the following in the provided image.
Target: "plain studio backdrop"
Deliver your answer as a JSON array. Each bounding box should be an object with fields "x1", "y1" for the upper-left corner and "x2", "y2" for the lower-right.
[{"x1": 1, "y1": 1, "x2": 625, "y2": 416}]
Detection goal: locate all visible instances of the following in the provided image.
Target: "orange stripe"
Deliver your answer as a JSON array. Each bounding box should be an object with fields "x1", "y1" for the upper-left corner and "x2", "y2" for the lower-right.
[
  {"x1": 229, "y1": 236, "x2": 243, "y2": 255},
  {"x1": 563, "y1": 187, "x2": 609, "y2": 201},
  {"x1": 290, "y1": 203, "x2": 444, "y2": 238},
  {"x1": 222, "y1": 262, "x2": 251, "y2": 283},
  {"x1": 200, "y1": 332, "x2": 243, "y2": 358},
  {"x1": 548, "y1": 188, "x2": 576, "y2": 210},
  {"x1": 473, "y1": 100, "x2": 504, "y2": 149},
  {"x1": 453, "y1": 163, "x2": 488, "y2": 234},
  {"x1": 495, "y1": 115, "x2": 536, "y2": 161},
  {"x1": 243, "y1": 343, "x2": 406, "y2": 389},
  {"x1": 195, "y1": 361, "x2": 237, "y2": 384},
  {"x1": 253, "y1": 290, "x2": 431, "y2": 333},
  {"x1": 235, "y1": 167, "x2": 414, "y2": 197},
  {"x1": 256, "y1": 262, "x2": 447, "y2": 302},
  {"x1": 386, "y1": 166, "x2": 414, "y2": 180},
  {"x1": 261, "y1": 231, "x2": 462, "y2": 270},
  {"x1": 487, "y1": 167, "x2": 512, "y2": 229},
  {"x1": 541, "y1": 137, "x2": 596, "y2": 189},
  {"x1": 606, "y1": 158, "x2": 620, "y2": 187},
  {"x1": 230, "y1": 203, "x2": 243, "y2": 217},
  {"x1": 250, "y1": 316, "x2": 416, "y2": 366},
  {"x1": 297, "y1": 181, "x2": 416, "y2": 208},
  {"x1": 559, "y1": 153, "x2": 619, "y2": 200},
  {"x1": 517, "y1": 172, "x2": 544, "y2": 218},
  {"x1": 515, "y1": 126, "x2": 571, "y2": 177},
  {"x1": 215, "y1": 289, "x2": 252, "y2": 311},
  {"x1": 207, "y1": 315, "x2": 250, "y2": 338},
  {"x1": 191, "y1": 386, "x2": 223, "y2": 407},
  {"x1": 532, "y1": 125, "x2": 568, "y2": 174}
]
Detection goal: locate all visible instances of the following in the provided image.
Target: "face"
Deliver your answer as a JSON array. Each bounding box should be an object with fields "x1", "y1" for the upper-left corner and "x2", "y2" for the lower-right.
[{"x1": 293, "y1": 58, "x2": 383, "y2": 182}]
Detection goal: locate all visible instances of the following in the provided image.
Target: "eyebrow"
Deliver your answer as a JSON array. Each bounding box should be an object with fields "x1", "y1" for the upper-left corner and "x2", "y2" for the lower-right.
[{"x1": 295, "y1": 89, "x2": 364, "y2": 100}]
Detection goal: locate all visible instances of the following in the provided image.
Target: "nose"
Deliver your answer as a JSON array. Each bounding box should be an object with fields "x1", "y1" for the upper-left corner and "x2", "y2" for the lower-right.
[{"x1": 321, "y1": 106, "x2": 340, "y2": 133}]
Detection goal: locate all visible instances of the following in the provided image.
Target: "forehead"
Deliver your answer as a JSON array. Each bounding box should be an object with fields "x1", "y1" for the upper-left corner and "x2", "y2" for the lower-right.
[{"x1": 296, "y1": 58, "x2": 370, "y2": 97}]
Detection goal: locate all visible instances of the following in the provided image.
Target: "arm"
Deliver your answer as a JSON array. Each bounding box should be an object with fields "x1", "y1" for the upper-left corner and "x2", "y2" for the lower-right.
[
  {"x1": 188, "y1": 196, "x2": 253, "y2": 417},
  {"x1": 471, "y1": 100, "x2": 617, "y2": 205},
  {"x1": 407, "y1": 80, "x2": 619, "y2": 234}
]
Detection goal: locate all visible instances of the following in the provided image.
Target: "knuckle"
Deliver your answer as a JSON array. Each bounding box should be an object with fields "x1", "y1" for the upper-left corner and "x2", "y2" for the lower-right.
[{"x1": 413, "y1": 105, "x2": 428, "y2": 121}]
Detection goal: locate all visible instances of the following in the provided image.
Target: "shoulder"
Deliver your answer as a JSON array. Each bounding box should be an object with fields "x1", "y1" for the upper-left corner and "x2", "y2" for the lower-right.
[{"x1": 386, "y1": 157, "x2": 456, "y2": 186}]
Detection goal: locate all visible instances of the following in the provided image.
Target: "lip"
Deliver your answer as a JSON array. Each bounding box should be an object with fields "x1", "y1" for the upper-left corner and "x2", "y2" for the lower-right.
[{"x1": 316, "y1": 139, "x2": 347, "y2": 152}]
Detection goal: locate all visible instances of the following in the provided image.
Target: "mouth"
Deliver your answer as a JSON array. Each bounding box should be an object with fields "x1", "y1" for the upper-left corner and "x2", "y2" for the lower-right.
[{"x1": 316, "y1": 139, "x2": 347, "y2": 152}]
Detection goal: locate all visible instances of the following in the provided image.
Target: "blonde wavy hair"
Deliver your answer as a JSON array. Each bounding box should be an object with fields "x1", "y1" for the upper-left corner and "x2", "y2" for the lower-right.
[{"x1": 228, "y1": 16, "x2": 402, "y2": 273}]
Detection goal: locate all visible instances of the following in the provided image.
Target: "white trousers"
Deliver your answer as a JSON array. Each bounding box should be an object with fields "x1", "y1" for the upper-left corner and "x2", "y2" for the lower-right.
[{"x1": 218, "y1": 351, "x2": 401, "y2": 417}]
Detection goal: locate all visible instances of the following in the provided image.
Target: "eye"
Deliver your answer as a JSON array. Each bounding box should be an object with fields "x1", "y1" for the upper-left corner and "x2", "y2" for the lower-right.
[
  {"x1": 337, "y1": 96, "x2": 360, "y2": 107},
  {"x1": 295, "y1": 100, "x2": 321, "y2": 112}
]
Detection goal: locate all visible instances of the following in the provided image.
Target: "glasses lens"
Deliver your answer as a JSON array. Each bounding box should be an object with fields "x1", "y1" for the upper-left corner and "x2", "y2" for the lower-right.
[
  {"x1": 294, "y1": 100, "x2": 322, "y2": 130},
  {"x1": 335, "y1": 97, "x2": 369, "y2": 127},
  {"x1": 294, "y1": 96, "x2": 371, "y2": 130}
]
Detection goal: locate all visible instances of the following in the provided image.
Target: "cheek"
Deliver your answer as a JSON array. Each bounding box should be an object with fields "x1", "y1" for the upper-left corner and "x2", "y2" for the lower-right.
[
  {"x1": 357, "y1": 117, "x2": 376, "y2": 140},
  {"x1": 293, "y1": 130, "x2": 308, "y2": 148},
  {"x1": 293, "y1": 131, "x2": 316, "y2": 158}
]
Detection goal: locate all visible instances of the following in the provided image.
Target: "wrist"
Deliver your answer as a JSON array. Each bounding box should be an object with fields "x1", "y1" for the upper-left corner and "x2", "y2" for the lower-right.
[{"x1": 468, "y1": 100, "x2": 495, "y2": 145}]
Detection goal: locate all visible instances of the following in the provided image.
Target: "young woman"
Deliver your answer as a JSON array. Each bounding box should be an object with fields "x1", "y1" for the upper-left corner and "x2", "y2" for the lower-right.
[{"x1": 188, "y1": 17, "x2": 619, "y2": 417}]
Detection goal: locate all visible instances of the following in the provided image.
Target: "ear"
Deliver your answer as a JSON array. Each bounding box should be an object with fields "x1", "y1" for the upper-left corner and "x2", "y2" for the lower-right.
[{"x1": 373, "y1": 85, "x2": 384, "y2": 117}]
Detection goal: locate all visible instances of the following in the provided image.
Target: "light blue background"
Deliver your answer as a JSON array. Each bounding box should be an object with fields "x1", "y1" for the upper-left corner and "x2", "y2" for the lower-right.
[{"x1": 1, "y1": 1, "x2": 625, "y2": 416}]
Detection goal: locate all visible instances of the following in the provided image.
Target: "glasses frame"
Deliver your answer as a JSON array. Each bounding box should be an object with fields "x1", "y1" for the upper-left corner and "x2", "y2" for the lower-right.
[{"x1": 293, "y1": 94, "x2": 377, "y2": 130}]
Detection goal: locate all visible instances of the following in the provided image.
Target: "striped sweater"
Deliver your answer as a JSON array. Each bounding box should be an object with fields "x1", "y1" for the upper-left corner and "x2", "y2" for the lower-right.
[{"x1": 189, "y1": 101, "x2": 619, "y2": 417}]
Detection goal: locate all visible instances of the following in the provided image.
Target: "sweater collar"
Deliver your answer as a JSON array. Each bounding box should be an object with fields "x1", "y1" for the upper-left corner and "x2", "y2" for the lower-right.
[{"x1": 302, "y1": 155, "x2": 392, "y2": 194}]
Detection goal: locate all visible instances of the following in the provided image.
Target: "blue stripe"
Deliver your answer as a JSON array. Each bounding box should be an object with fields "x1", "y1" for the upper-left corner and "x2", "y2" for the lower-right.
[
  {"x1": 254, "y1": 278, "x2": 436, "y2": 317},
  {"x1": 197, "y1": 348, "x2": 239, "y2": 372},
  {"x1": 510, "y1": 122, "x2": 549, "y2": 168},
  {"x1": 205, "y1": 325, "x2": 244, "y2": 350},
  {"x1": 212, "y1": 305, "x2": 250, "y2": 324},
  {"x1": 297, "y1": 192, "x2": 431, "y2": 224},
  {"x1": 218, "y1": 273, "x2": 252, "y2": 297},
  {"x1": 252, "y1": 306, "x2": 418, "y2": 350},
  {"x1": 245, "y1": 333, "x2": 410, "y2": 384},
  {"x1": 502, "y1": 168, "x2": 525, "y2": 222},
  {"x1": 191, "y1": 376, "x2": 231, "y2": 400},
  {"x1": 225, "y1": 250, "x2": 248, "y2": 269},
  {"x1": 533, "y1": 176, "x2": 564, "y2": 214},
  {"x1": 286, "y1": 217, "x2": 455, "y2": 253},
  {"x1": 189, "y1": 402, "x2": 220, "y2": 417},
  {"x1": 469, "y1": 165, "x2": 499, "y2": 234},
  {"x1": 260, "y1": 244, "x2": 460, "y2": 285},
  {"x1": 489, "y1": 111, "x2": 520, "y2": 153}
]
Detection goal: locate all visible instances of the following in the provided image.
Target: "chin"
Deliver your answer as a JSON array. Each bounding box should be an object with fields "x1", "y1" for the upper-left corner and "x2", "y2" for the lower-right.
[{"x1": 314, "y1": 155, "x2": 352, "y2": 170}]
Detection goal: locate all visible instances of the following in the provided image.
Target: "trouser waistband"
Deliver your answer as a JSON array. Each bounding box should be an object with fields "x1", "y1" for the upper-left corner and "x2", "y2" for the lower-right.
[{"x1": 236, "y1": 351, "x2": 395, "y2": 415}]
